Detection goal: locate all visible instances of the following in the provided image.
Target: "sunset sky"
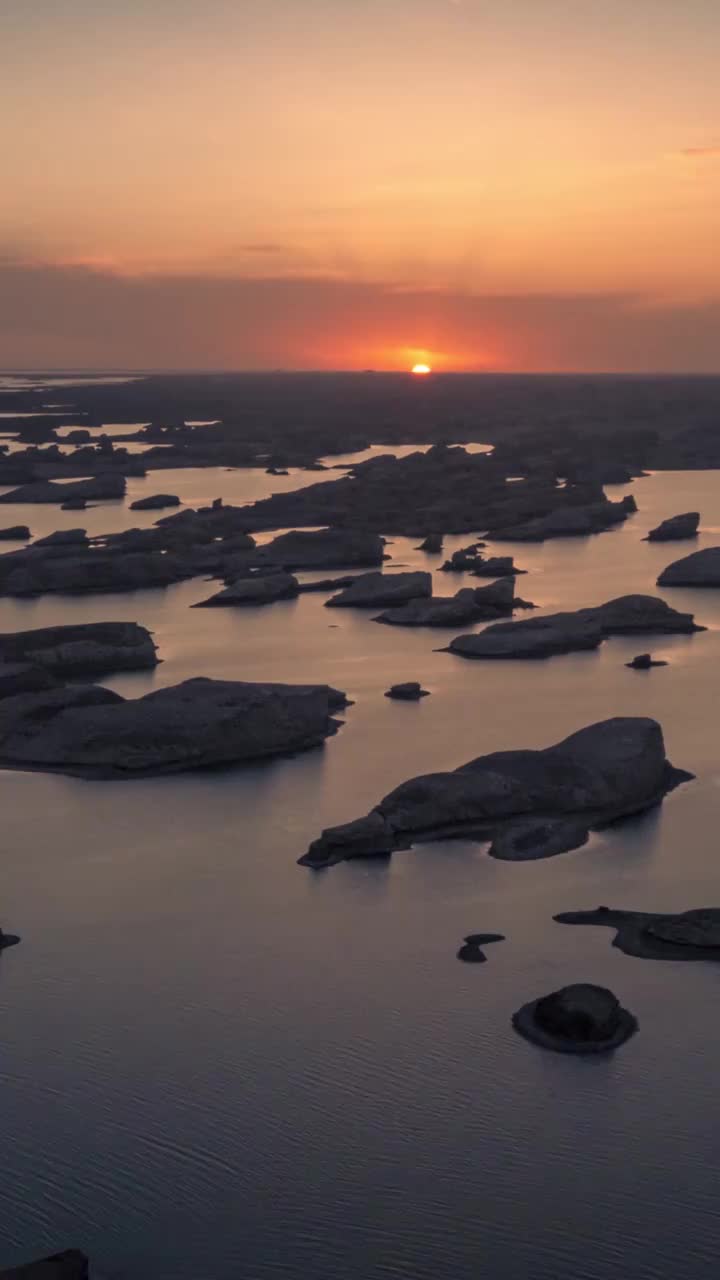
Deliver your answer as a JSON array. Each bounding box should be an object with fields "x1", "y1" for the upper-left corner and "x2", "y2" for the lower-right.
[{"x1": 2, "y1": 0, "x2": 720, "y2": 371}]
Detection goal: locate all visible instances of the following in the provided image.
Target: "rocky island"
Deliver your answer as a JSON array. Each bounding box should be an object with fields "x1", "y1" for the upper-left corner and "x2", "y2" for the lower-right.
[
  {"x1": 299, "y1": 717, "x2": 691, "y2": 867},
  {"x1": 512, "y1": 984, "x2": 637, "y2": 1053},
  {"x1": 555, "y1": 906, "x2": 720, "y2": 961}
]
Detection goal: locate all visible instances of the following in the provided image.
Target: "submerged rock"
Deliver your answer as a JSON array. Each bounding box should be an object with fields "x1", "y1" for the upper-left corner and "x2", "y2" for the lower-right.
[
  {"x1": 0, "y1": 677, "x2": 348, "y2": 777},
  {"x1": 326, "y1": 571, "x2": 432, "y2": 608},
  {"x1": 130, "y1": 493, "x2": 181, "y2": 510},
  {"x1": 555, "y1": 906, "x2": 720, "y2": 962},
  {"x1": 626, "y1": 653, "x2": 667, "y2": 669},
  {"x1": 512, "y1": 984, "x2": 637, "y2": 1053},
  {"x1": 658, "y1": 546, "x2": 720, "y2": 586},
  {"x1": 299, "y1": 717, "x2": 691, "y2": 867},
  {"x1": 446, "y1": 594, "x2": 702, "y2": 660},
  {"x1": 193, "y1": 572, "x2": 299, "y2": 607},
  {"x1": 0, "y1": 622, "x2": 158, "y2": 677},
  {"x1": 0, "y1": 1252, "x2": 89, "y2": 1279},
  {"x1": 645, "y1": 512, "x2": 699, "y2": 541},
  {"x1": 384, "y1": 682, "x2": 430, "y2": 701}
]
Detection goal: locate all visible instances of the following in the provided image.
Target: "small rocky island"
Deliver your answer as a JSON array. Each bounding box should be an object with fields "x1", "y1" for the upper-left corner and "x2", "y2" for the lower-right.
[
  {"x1": 299, "y1": 717, "x2": 692, "y2": 867},
  {"x1": 512, "y1": 983, "x2": 638, "y2": 1054},
  {"x1": 555, "y1": 906, "x2": 720, "y2": 961},
  {"x1": 384, "y1": 682, "x2": 430, "y2": 701},
  {"x1": 457, "y1": 932, "x2": 505, "y2": 963}
]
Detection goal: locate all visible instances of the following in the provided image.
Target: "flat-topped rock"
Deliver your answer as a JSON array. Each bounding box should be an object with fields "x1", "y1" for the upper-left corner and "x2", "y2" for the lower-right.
[
  {"x1": 193, "y1": 572, "x2": 299, "y2": 607},
  {"x1": 0, "y1": 1251, "x2": 89, "y2": 1279},
  {"x1": 658, "y1": 546, "x2": 720, "y2": 586},
  {"x1": 384, "y1": 682, "x2": 430, "y2": 700},
  {"x1": 0, "y1": 548, "x2": 189, "y2": 596},
  {"x1": 0, "y1": 474, "x2": 126, "y2": 504},
  {"x1": 645, "y1": 512, "x2": 699, "y2": 541},
  {"x1": 0, "y1": 677, "x2": 348, "y2": 777},
  {"x1": 0, "y1": 526, "x2": 30, "y2": 541},
  {"x1": 446, "y1": 594, "x2": 702, "y2": 660},
  {"x1": 299, "y1": 716, "x2": 690, "y2": 867},
  {"x1": 556, "y1": 906, "x2": 720, "y2": 961},
  {"x1": 0, "y1": 621, "x2": 158, "y2": 676},
  {"x1": 130, "y1": 493, "x2": 181, "y2": 510},
  {"x1": 512, "y1": 984, "x2": 637, "y2": 1053},
  {"x1": 326, "y1": 571, "x2": 432, "y2": 608}
]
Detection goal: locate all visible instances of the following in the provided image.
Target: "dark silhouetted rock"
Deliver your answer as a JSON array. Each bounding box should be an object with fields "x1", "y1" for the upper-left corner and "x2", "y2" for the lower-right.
[
  {"x1": 645, "y1": 512, "x2": 699, "y2": 541},
  {"x1": 0, "y1": 474, "x2": 126, "y2": 504},
  {"x1": 295, "y1": 575, "x2": 363, "y2": 594},
  {"x1": 0, "y1": 678, "x2": 348, "y2": 777},
  {"x1": 0, "y1": 526, "x2": 30, "y2": 540},
  {"x1": 60, "y1": 497, "x2": 88, "y2": 511},
  {"x1": 446, "y1": 594, "x2": 702, "y2": 660},
  {"x1": 326, "y1": 571, "x2": 431, "y2": 608},
  {"x1": 193, "y1": 572, "x2": 299, "y2": 607},
  {"x1": 130, "y1": 493, "x2": 181, "y2": 510},
  {"x1": 491, "y1": 496, "x2": 636, "y2": 541},
  {"x1": 258, "y1": 528, "x2": 385, "y2": 570},
  {"x1": 0, "y1": 662, "x2": 58, "y2": 699},
  {"x1": 457, "y1": 932, "x2": 505, "y2": 962},
  {"x1": 0, "y1": 1251, "x2": 89, "y2": 1279},
  {"x1": 555, "y1": 906, "x2": 720, "y2": 962},
  {"x1": 34, "y1": 529, "x2": 88, "y2": 548},
  {"x1": 416, "y1": 533, "x2": 443, "y2": 552},
  {"x1": 626, "y1": 653, "x2": 667, "y2": 669},
  {"x1": 299, "y1": 717, "x2": 690, "y2": 867},
  {"x1": 375, "y1": 579, "x2": 520, "y2": 627},
  {"x1": 0, "y1": 621, "x2": 158, "y2": 677},
  {"x1": 512, "y1": 984, "x2": 637, "y2": 1053},
  {"x1": 0, "y1": 549, "x2": 189, "y2": 596},
  {"x1": 384, "y1": 682, "x2": 430, "y2": 701},
  {"x1": 658, "y1": 546, "x2": 720, "y2": 586},
  {"x1": 440, "y1": 544, "x2": 486, "y2": 572},
  {"x1": 0, "y1": 926, "x2": 20, "y2": 949},
  {"x1": 470, "y1": 556, "x2": 521, "y2": 577}
]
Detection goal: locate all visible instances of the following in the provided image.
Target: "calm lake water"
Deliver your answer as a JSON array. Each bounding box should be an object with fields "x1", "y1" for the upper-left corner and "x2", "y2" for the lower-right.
[{"x1": 2, "y1": 462, "x2": 720, "y2": 1279}]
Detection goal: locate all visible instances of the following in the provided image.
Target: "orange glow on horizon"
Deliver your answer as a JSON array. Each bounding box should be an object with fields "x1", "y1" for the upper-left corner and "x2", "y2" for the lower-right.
[{"x1": 411, "y1": 363, "x2": 432, "y2": 375}]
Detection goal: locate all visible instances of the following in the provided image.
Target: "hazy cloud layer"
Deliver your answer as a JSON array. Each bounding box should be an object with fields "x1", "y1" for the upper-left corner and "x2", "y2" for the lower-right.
[{"x1": 2, "y1": 260, "x2": 720, "y2": 373}]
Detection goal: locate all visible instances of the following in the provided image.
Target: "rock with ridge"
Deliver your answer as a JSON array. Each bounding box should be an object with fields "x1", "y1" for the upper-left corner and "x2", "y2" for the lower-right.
[
  {"x1": 0, "y1": 621, "x2": 158, "y2": 677},
  {"x1": 657, "y1": 546, "x2": 720, "y2": 587},
  {"x1": 645, "y1": 512, "x2": 699, "y2": 541},
  {"x1": 326, "y1": 571, "x2": 432, "y2": 608},
  {"x1": 512, "y1": 984, "x2": 637, "y2": 1053},
  {"x1": 446, "y1": 594, "x2": 702, "y2": 660},
  {"x1": 193, "y1": 572, "x2": 299, "y2": 607},
  {"x1": 0, "y1": 678, "x2": 349, "y2": 777},
  {"x1": 130, "y1": 493, "x2": 181, "y2": 510},
  {"x1": 0, "y1": 526, "x2": 30, "y2": 541},
  {"x1": 299, "y1": 716, "x2": 690, "y2": 867},
  {"x1": 384, "y1": 682, "x2": 430, "y2": 701}
]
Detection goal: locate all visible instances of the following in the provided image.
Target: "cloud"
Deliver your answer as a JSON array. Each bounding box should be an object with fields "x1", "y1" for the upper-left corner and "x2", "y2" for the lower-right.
[{"x1": 1, "y1": 257, "x2": 720, "y2": 372}]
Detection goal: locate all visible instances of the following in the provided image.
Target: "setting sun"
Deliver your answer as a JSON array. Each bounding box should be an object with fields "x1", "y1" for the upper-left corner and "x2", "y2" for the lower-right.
[{"x1": 411, "y1": 363, "x2": 432, "y2": 376}]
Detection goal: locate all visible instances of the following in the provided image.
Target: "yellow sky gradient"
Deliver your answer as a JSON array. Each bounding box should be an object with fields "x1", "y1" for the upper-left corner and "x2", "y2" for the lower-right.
[{"x1": 2, "y1": 0, "x2": 720, "y2": 369}]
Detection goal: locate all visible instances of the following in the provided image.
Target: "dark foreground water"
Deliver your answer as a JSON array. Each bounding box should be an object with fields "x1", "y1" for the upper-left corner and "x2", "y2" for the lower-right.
[{"x1": 2, "y1": 463, "x2": 720, "y2": 1279}]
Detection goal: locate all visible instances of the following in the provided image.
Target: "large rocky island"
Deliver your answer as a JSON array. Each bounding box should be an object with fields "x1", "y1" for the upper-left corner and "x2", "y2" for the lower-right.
[
  {"x1": 0, "y1": 678, "x2": 349, "y2": 777},
  {"x1": 555, "y1": 906, "x2": 720, "y2": 961},
  {"x1": 299, "y1": 717, "x2": 691, "y2": 867}
]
